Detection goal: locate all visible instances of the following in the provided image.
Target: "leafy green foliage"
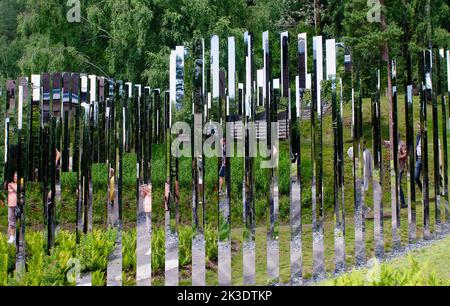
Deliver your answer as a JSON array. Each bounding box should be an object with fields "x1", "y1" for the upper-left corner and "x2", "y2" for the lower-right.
[
  {"x1": 122, "y1": 228, "x2": 136, "y2": 274},
  {"x1": 80, "y1": 229, "x2": 116, "y2": 272},
  {"x1": 151, "y1": 228, "x2": 165, "y2": 273},
  {"x1": 92, "y1": 270, "x2": 105, "y2": 286},
  {"x1": 120, "y1": 225, "x2": 218, "y2": 284},
  {"x1": 0, "y1": 233, "x2": 15, "y2": 286},
  {"x1": 1, "y1": 230, "x2": 115, "y2": 286},
  {"x1": 332, "y1": 256, "x2": 450, "y2": 286}
]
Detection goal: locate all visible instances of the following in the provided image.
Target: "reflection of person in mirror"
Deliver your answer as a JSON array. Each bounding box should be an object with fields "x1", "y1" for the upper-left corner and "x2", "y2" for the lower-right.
[
  {"x1": 174, "y1": 178, "x2": 180, "y2": 224},
  {"x1": 55, "y1": 148, "x2": 61, "y2": 180},
  {"x1": 56, "y1": 148, "x2": 61, "y2": 169},
  {"x1": 272, "y1": 144, "x2": 279, "y2": 168},
  {"x1": 219, "y1": 138, "x2": 226, "y2": 196},
  {"x1": 6, "y1": 172, "x2": 18, "y2": 244},
  {"x1": 438, "y1": 139, "x2": 444, "y2": 195},
  {"x1": 415, "y1": 123, "x2": 423, "y2": 192},
  {"x1": 141, "y1": 183, "x2": 152, "y2": 256},
  {"x1": 347, "y1": 145, "x2": 373, "y2": 192},
  {"x1": 164, "y1": 182, "x2": 170, "y2": 212},
  {"x1": 398, "y1": 140, "x2": 408, "y2": 209},
  {"x1": 383, "y1": 135, "x2": 409, "y2": 209},
  {"x1": 34, "y1": 168, "x2": 39, "y2": 182},
  {"x1": 347, "y1": 146, "x2": 372, "y2": 218},
  {"x1": 195, "y1": 155, "x2": 204, "y2": 191},
  {"x1": 46, "y1": 190, "x2": 52, "y2": 225},
  {"x1": 109, "y1": 168, "x2": 115, "y2": 206}
]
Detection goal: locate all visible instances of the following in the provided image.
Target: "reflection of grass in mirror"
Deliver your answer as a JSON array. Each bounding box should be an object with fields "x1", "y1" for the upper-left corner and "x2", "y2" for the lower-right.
[
  {"x1": 205, "y1": 225, "x2": 218, "y2": 264},
  {"x1": 178, "y1": 227, "x2": 193, "y2": 267},
  {"x1": 151, "y1": 228, "x2": 165, "y2": 273},
  {"x1": 218, "y1": 214, "x2": 230, "y2": 241},
  {"x1": 92, "y1": 163, "x2": 108, "y2": 230},
  {"x1": 122, "y1": 229, "x2": 136, "y2": 286},
  {"x1": 92, "y1": 270, "x2": 105, "y2": 286},
  {"x1": 273, "y1": 228, "x2": 280, "y2": 239},
  {"x1": 60, "y1": 172, "x2": 77, "y2": 228},
  {"x1": 169, "y1": 218, "x2": 176, "y2": 230},
  {"x1": 243, "y1": 226, "x2": 251, "y2": 241}
]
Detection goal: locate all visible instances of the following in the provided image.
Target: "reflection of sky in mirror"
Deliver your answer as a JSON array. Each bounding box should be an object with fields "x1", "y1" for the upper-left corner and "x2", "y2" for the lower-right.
[
  {"x1": 244, "y1": 32, "x2": 252, "y2": 118},
  {"x1": 18, "y1": 86, "x2": 23, "y2": 129},
  {"x1": 313, "y1": 36, "x2": 323, "y2": 116},
  {"x1": 407, "y1": 86, "x2": 413, "y2": 104},
  {"x1": 81, "y1": 75, "x2": 88, "y2": 93},
  {"x1": 295, "y1": 76, "x2": 300, "y2": 118},
  {"x1": 298, "y1": 33, "x2": 308, "y2": 90},
  {"x1": 447, "y1": 51, "x2": 450, "y2": 92},
  {"x1": 211, "y1": 35, "x2": 219, "y2": 99},
  {"x1": 31, "y1": 75, "x2": 41, "y2": 102},
  {"x1": 170, "y1": 50, "x2": 176, "y2": 125},
  {"x1": 135, "y1": 85, "x2": 142, "y2": 98},
  {"x1": 280, "y1": 31, "x2": 289, "y2": 95},
  {"x1": 326, "y1": 39, "x2": 336, "y2": 80},
  {"x1": 228, "y1": 37, "x2": 236, "y2": 100},
  {"x1": 81, "y1": 102, "x2": 90, "y2": 119},
  {"x1": 89, "y1": 75, "x2": 97, "y2": 103},
  {"x1": 126, "y1": 82, "x2": 133, "y2": 98},
  {"x1": 262, "y1": 31, "x2": 269, "y2": 100},
  {"x1": 175, "y1": 46, "x2": 184, "y2": 111}
]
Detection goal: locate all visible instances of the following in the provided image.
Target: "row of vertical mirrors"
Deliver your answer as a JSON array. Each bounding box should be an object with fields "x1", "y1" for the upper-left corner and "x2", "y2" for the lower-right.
[{"x1": 2, "y1": 31, "x2": 450, "y2": 285}]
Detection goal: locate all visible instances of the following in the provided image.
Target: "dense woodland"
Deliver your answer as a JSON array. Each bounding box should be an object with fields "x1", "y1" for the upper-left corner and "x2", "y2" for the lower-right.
[{"x1": 0, "y1": 0, "x2": 449, "y2": 94}]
